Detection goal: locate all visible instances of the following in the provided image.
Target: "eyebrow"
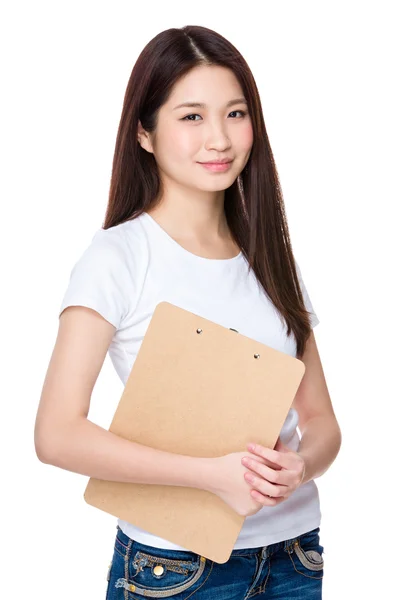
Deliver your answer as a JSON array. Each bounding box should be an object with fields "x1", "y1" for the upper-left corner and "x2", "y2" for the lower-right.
[{"x1": 172, "y1": 98, "x2": 248, "y2": 111}]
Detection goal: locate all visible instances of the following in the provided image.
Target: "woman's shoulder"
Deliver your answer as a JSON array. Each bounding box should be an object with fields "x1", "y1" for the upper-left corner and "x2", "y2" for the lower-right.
[
  {"x1": 59, "y1": 215, "x2": 149, "y2": 329},
  {"x1": 89, "y1": 214, "x2": 148, "y2": 261},
  {"x1": 93, "y1": 214, "x2": 145, "y2": 242},
  {"x1": 64, "y1": 215, "x2": 149, "y2": 286}
]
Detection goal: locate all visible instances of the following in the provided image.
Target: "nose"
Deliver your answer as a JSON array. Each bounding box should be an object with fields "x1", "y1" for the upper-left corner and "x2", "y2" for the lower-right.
[{"x1": 204, "y1": 120, "x2": 231, "y2": 152}]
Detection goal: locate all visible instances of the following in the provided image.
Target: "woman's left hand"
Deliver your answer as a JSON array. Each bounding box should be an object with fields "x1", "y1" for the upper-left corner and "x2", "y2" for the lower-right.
[{"x1": 241, "y1": 438, "x2": 307, "y2": 506}]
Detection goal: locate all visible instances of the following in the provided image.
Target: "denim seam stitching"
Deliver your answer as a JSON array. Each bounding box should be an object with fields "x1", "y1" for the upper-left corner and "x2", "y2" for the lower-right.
[
  {"x1": 183, "y1": 560, "x2": 214, "y2": 600},
  {"x1": 245, "y1": 553, "x2": 266, "y2": 599},
  {"x1": 261, "y1": 559, "x2": 271, "y2": 593},
  {"x1": 243, "y1": 554, "x2": 258, "y2": 600},
  {"x1": 116, "y1": 536, "x2": 130, "y2": 551},
  {"x1": 287, "y1": 544, "x2": 323, "y2": 580},
  {"x1": 115, "y1": 557, "x2": 207, "y2": 597},
  {"x1": 124, "y1": 538, "x2": 132, "y2": 600},
  {"x1": 295, "y1": 541, "x2": 324, "y2": 571}
]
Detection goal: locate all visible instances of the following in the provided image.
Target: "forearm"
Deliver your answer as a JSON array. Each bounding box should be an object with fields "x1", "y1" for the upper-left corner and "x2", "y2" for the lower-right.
[
  {"x1": 36, "y1": 417, "x2": 215, "y2": 491},
  {"x1": 297, "y1": 415, "x2": 342, "y2": 484}
]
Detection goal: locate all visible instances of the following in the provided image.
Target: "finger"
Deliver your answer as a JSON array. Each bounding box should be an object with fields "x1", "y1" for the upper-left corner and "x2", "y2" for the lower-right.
[
  {"x1": 244, "y1": 471, "x2": 286, "y2": 498},
  {"x1": 247, "y1": 443, "x2": 292, "y2": 469},
  {"x1": 250, "y1": 488, "x2": 286, "y2": 507},
  {"x1": 244, "y1": 452, "x2": 281, "y2": 470},
  {"x1": 242, "y1": 458, "x2": 295, "y2": 486}
]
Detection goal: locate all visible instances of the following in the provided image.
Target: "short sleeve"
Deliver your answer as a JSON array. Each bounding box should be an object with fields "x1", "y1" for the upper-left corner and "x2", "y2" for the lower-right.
[
  {"x1": 58, "y1": 228, "x2": 136, "y2": 329},
  {"x1": 295, "y1": 259, "x2": 320, "y2": 329}
]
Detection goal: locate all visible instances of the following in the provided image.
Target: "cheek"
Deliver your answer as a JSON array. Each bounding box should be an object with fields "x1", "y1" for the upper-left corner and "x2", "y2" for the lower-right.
[
  {"x1": 160, "y1": 127, "x2": 200, "y2": 162},
  {"x1": 237, "y1": 122, "x2": 254, "y2": 152}
]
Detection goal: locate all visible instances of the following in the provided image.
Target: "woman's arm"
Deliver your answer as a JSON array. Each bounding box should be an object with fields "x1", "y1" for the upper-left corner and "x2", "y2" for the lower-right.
[
  {"x1": 293, "y1": 330, "x2": 342, "y2": 484},
  {"x1": 34, "y1": 306, "x2": 215, "y2": 491},
  {"x1": 297, "y1": 415, "x2": 342, "y2": 484}
]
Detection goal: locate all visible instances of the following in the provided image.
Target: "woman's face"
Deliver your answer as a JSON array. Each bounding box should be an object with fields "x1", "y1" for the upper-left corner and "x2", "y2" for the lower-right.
[{"x1": 140, "y1": 65, "x2": 254, "y2": 193}]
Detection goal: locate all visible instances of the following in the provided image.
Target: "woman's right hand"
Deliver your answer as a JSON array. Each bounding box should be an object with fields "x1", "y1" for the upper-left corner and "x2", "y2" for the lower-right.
[{"x1": 207, "y1": 451, "x2": 272, "y2": 517}]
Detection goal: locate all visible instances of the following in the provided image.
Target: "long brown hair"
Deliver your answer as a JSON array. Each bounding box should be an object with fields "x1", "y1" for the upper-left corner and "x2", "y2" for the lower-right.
[{"x1": 103, "y1": 25, "x2": 315, "y2": 358}]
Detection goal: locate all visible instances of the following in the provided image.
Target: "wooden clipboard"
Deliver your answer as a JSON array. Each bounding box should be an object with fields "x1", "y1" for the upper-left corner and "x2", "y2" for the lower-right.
[{"x1": 84, "y1": 301, "x2": 305, "y2": 563}]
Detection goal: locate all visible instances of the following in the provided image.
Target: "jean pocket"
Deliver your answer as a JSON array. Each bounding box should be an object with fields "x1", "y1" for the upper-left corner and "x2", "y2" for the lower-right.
[
  {"x1": 114, "y1": 546, "x2": 209, "y2": 598},
  {"x1": 287, "y1": 528, "x2": 324, "y2": 580}
]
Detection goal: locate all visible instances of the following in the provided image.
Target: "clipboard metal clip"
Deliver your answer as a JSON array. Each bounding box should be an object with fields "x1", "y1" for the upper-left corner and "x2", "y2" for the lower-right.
[
  {"x1": 197, "y1": 326, "x2": 259, "y2": 358},
  {"x1": 196, "y1": 327, "x2": 239, "y2": 334}
]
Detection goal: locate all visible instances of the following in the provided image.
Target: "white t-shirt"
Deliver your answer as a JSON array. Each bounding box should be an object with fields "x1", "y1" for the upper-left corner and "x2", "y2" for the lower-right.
[{"x1": 59, "y1": 211, "x2": 322, "y2": 550}]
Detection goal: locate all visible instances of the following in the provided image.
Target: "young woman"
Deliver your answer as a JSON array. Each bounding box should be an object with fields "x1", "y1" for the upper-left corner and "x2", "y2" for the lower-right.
[{"x1": 35, "y1": 25, "x2": 341, "y2": 600}]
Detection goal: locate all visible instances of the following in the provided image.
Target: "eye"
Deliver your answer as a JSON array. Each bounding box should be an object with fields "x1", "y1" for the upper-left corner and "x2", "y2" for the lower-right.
[
  {"x1": 181, "y1": 110, "x2": 247, "y2": 121},
  {"x1": 181, "y1": 114, "x2": 202, "y2": 121},
  {"x1": 229, "y1": 110, "x2": 247, "y2": 118}
]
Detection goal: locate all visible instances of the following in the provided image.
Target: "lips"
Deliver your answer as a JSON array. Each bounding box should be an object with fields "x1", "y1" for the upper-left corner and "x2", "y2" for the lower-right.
[
  {"x1": 199, "y1": 159, "x2": 233, "y2": 165},
  {"x1": 198, "y1": 160, "x2": 233, "y2": 172}
]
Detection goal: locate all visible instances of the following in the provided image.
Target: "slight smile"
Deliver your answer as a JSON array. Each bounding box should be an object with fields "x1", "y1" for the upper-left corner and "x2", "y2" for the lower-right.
[{"x1": 198, "y1": 160, "x2": 233, "y2": 172}]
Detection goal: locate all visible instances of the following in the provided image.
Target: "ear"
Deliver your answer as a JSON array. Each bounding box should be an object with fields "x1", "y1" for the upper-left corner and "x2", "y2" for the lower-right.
[{"x1": 137, "y1": 120, "x2": 154, "y2": 154}]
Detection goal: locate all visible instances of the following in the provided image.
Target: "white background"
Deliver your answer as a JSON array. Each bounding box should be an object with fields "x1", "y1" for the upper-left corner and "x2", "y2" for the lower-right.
[{"x1": 2, "y1": 1, "x2": 412, "y2": 598}]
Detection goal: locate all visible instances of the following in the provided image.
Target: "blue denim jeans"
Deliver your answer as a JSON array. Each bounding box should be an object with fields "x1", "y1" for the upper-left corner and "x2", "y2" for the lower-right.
[{"x1": 106, "y1": 524, "x2": 324, "y2": 599}]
